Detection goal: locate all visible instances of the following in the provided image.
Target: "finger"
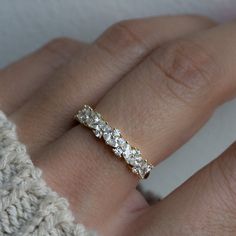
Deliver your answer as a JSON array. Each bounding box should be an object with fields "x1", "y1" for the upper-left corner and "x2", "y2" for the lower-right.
[
  {"x1": 11, "y1": 15, "x2": 215, "y2": 154},
  {"x1": 85, "y1": 19, "x2": 236, "y2": 230},
  {"x1": 0, "y1": 38, "x2": 86, "y2": 114},
  {"x1": 130, "y1": 142, "x2": 236, "y2": 236},
  {"x1": 33, "y1": 16, "x2": 215, "y2": 230}
]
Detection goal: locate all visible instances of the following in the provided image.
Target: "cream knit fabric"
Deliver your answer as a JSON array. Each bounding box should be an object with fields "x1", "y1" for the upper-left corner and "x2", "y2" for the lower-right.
[{"x1": 0, "y1": 111, "x2": 96, "y2": 236}]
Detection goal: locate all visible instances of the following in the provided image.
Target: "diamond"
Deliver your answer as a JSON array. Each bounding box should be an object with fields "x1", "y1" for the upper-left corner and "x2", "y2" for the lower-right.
[
  {"x1": 106, "y1": 135, "x2": 119, "y2": 148},
  {"x1": 141, "y1": 162, "x2": 153, "y2": 179},
  {"x1": 93, "y1": 129, "x2": 102, "y2": 138},
  {"x1": 112, "y1": 147, "x2": 123, "y2": 157},
  {"x1": 75, "y1": 113, "x2": 83, "y2": 123},
  {"x1": 113, "y1": 129, "x2": 121, "y2": 137},
  {"x1": 122, "y1": 144, "x2": 132, "y2": 162},
  {"x1": 103, "y1": 127, "x2": 116, "y2": 147},
  {"x1": 102, "y1": 124, "x2": 112, "y2": 133},
  {"x1": 87, "y1": 112, "x2": 100, "y2": 128},
  {"x1": 103, "y1": 128, "x2": 121, "y2": 148},
  {"x1": 115, "y1": 138, "x2": 133, "y2": 162},
  {"x1": 106, "y1": 137, "x2": 119, "y2": 147},
  {"x1": 128, "y1": 148, "x2": 142, "y2": 166},
  {"x1": 118, "y1": 138, "x2": 126, "y2": 148},
  {"x1": 103, "y1": 126, "x2": 112, "y2": 139},
  {"x1": 132, "y1": 160, "x2": 153, "y2": 179},
  {"x1": 76, "y1": 111, "x2": 86, "y2": 123},
  {"x1": 129, "y1": 155, "x2": 142, "y2": 166},
  {"x1": 76, "y1": 105, "x2": 93, "y2": 124},
  {"x1": 132, "y1": 149, "x2": 141, "y2": 156}
]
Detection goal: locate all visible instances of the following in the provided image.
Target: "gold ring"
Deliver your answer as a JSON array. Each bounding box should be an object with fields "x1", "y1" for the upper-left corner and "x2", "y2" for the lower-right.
[{"x1": 75, "y1": 105, "x2": 153, "y2": 179}]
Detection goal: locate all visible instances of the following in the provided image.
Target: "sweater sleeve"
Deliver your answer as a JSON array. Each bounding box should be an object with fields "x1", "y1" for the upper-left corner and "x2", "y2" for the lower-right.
[{"x1": 0, "y1": 111, "x2": 96, "y2": 236}]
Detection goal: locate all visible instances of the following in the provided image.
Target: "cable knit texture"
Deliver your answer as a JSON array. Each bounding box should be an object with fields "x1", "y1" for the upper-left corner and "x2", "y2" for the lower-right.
[{"x1": 0, "y1": 111, "x2": 96, "y2": 236}]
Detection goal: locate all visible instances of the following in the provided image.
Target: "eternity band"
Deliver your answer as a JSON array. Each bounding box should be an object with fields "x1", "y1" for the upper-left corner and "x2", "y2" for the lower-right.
[{"x1": 75, "y1": 105, "x2": 153, "y2": 179}]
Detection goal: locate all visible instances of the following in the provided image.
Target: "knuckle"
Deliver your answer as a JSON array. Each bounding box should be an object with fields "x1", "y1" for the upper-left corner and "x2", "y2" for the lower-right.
[
  {"x1": 96, "y1": 20, "x2": 147, "y2": 55},
  {"x1": 150, "y1": 39, "x2": 218, "y2": 105},
  {"x1": 41, "y1": 37, "x2": 80, "y2": 64}
]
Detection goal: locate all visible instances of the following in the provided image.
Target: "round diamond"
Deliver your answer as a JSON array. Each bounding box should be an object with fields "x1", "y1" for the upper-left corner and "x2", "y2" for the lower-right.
[
  {"x1": 128, "y1": 148, "x2": 142, "y2": 166},
  {"x1": 102, "y1": 124, "x2": 112, "y2": 133},
  {"x1": 76, "y1": 112, "x2": 84, "y2": 123},
  {"x1": 77, "y1": 106, "x2": 93, "y2": 124},
  {"x1": 129, "y1": 155, "x2": 142, "y2": 166},
  {"x1": 103, "y1": 128, "x2": 116, "y2": 147},
  {"x1": 103, "y1": 132, "x2": 112, "y2": 142},
  {"x1": 103, "y1": 128, "x2": 121, "y2": 147},
  {"x1": 118, "y1": 138, "x2": 126, "y2": 148},
  {"x1": 132, "y1": 160, "x2": 153, "y2": 179},
  {"x1": 93, "y1": 129, "x2": 102, "y2": 138},
  {"x1": 131, "y1": 149, "x2": 141, "y2": 156},
  {"x1": 107, "y1": 138, "x2": 119, "y2": 147},
  {"x1": 113, "y1": 129, "x2": 121, "y2": 137},
  {"x1": 113, "y1": 147, "x2": 123, "y2": 157},
  {"x1": 87, "y1": 112, "x2": 100, "y2": 128},
  {"x1": 106, "y1": 137, "x2": 119, "y2": 148},
  {"x1": 123, "y1": 144, "x2": 132, "y2": 162}
]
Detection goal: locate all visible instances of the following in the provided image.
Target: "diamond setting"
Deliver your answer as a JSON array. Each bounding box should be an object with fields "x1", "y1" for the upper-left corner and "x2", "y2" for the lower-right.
[{"x1": 75, "y1": 105, "x2": 153, "y2": 179}]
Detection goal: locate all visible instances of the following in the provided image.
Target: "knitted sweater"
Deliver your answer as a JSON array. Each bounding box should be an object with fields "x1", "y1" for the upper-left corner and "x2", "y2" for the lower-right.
[{"x1": 0, "y1": 111, "x2": 96, "y2": 236}]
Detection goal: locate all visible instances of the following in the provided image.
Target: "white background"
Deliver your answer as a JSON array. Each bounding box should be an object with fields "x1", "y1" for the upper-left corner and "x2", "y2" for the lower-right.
[{"x1": 0, "y1": 0, "x2": 236, "y2": 198}]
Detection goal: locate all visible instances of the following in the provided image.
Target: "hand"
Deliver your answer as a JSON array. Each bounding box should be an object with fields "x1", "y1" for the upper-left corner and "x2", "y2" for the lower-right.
[{"x1": 1, "y1": 15, "x2": 236, "y2": 235}]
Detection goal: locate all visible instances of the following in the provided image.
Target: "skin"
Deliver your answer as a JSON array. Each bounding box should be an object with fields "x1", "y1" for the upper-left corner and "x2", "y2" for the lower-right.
[{"x1": 1, "y1": 14, "x2": 236, "y2": 235}]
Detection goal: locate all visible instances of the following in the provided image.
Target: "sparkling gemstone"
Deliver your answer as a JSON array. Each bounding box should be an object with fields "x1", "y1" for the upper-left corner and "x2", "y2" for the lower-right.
[
  {"x1": 118, "y1": 138, "x2": 126, "y2": 148},
  {"x1": 113, "y1": 129, "x2": 121, "y2": 137},
  {"x1": 102, "y1": 124, "x2": 112, "y2": 133},
  {"x1": 102, "y1": 127, "x2": 116, "y2": 147},
  {"x1": 132, "y1": 160, "x2": 153, "y2": 179},
  {"x1": 95, "y1": 119, "x2": 105, "y2": 131},
  {"x1": 105, "y1": 136, "x2": 119, "y2": 147},
  {"x1": 93, "y1": 129, "x2": 102, "y2": 138},
  {"x1": 129, "y1": 154, "x2": 142, "y2": 166},
  {"x1": 107, "y1": 138, "x2": 119, "y2": 147},
  {"x1": 76, "y1": 112, "x2": 83, "y2": 123},
  {"x1": 92, "y1": 114, "x2": 100, "y2": 123},
  {"x1": 77, "y1": 106, "x2": 92, "y2": 123},
  {"x1": 103, "y1": 128, "x2": 121, "y2": 148},
  {"x1": 141, "y1": 162, "x2": 153, "y2": 179},
  {"x1": 122, "y1": 144, "x2": 132, "y2": 162},
  {"x1": 86, "y1": 112, "x2": 98, "y2": 127},
  {"x1": 131, "y1": 149, "x2": 141, "y2": 156},
  {"x1": 128, "y1": 148, "x2": 142, "y2": 166},
  {"x1": 76, "y1": 111, "x2": 86, "y2": 123},
  {"x1": 103, "y1": 132, "x2": 111, "y2": 141},
  {"x1": 112, "y1": 147, "x2": 123, "y2": 157}
]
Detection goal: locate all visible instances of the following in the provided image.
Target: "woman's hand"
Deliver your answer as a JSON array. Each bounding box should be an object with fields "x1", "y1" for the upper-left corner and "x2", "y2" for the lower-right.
[{"x1": 1, "y1": 14, "x2": 236, "y2": 235}]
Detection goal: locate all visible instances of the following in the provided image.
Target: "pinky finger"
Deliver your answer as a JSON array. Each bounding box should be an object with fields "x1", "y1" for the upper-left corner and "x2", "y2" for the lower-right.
[{"x1": 127, "y1": 142, "x2": 236, "y2": 236}]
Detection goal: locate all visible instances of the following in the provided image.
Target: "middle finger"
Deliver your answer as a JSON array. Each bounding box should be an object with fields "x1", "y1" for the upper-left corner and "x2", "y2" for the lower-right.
[{"x1": 11, "y1": 15, "x2": 214, "y2": 154}]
